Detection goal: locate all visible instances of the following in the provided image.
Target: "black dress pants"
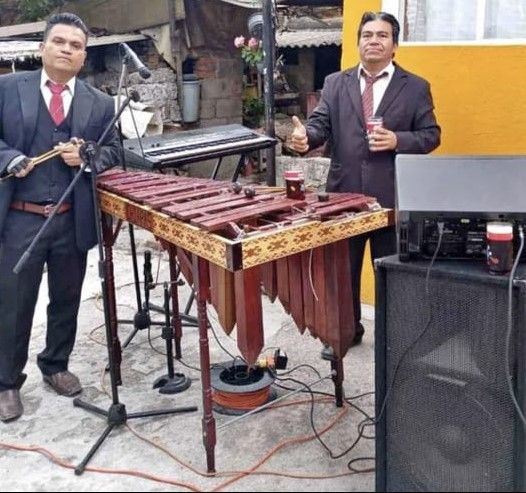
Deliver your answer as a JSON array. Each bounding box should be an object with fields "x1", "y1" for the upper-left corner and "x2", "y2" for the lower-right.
[
  {"x1": 349, "y1": 225, "x2": 397, "y2": 331},
  {"x1": 0, "y1": 208, "x2": 87, "y2": 391}
]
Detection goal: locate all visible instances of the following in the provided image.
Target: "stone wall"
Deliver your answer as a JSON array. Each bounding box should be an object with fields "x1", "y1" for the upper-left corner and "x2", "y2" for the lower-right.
[
  {"x1": 193, "y1": 50, "x2": 243, "y2": 128},
  {"x1": 277, "y1": 156, "x2": 330, "y2": 191},
  {"x1": 86, "y1": 41, "x2": 181, "y2": 126}
]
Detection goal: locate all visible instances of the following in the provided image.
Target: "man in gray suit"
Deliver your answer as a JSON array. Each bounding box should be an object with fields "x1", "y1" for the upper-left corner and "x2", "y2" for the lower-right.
[
  {"x1": 0, "y1": 13, "x2": 120, "y2": 421},
  {"x1": 289, "y1": 11, "x2": 440, "y2": 348}
]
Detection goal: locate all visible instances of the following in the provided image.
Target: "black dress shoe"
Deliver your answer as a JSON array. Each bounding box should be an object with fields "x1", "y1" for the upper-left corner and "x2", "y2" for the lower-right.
[
  {"x1": 321, "y1": 344, "x2": 335, "y2": 361},
  {"x1": 351, "y1": 322, "x2": 365, "y2": 347},
  {"x1": 43, "y1": 371, "x2": 82, "y2": 397},
  {"x1": 0, "y1": 389, "x2": 23, "y2": 422}
]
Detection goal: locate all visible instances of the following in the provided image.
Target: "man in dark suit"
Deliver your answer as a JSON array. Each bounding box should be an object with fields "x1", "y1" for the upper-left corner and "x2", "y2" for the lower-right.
[
  {"x1": 0, "y1": 13, "x2": 120, "y2": 422},
  {"x1": 289, "y1": 11, "x2": 441, "y2": 349}
]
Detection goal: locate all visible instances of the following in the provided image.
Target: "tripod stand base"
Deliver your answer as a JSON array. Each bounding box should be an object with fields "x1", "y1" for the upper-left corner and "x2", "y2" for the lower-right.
[
  {"x1": 73, "y1": 397, "x2": 197, "y2": 474},
  {"x1": 153, "y1": 372, "x2": 191, "y2": 394}
]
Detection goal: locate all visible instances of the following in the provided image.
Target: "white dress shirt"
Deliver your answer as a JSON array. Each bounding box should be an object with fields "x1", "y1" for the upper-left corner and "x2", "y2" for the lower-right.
[{"x1": 358, "y1": 62, "x2": 395, "y2": 116}]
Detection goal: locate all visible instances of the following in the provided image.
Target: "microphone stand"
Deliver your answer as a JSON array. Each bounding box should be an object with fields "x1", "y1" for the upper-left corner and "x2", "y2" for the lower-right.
[
  {"x1": 114, "y1": 60, "x2": 152, "y2": 347},
  {"x1": 13, "y1": 95, "x2": 198, "y2": 475}
]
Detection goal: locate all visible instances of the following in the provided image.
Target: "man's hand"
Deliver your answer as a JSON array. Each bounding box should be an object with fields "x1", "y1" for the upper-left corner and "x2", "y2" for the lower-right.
[
  {"x1": 368, "y1": 127, "x2": 398, "y2": 152},
  {"x1": 7, "y1": 155, "x2": 35, "y2": 178},
  {"x1": 56, "y1": 137, "x2": 85, "y2": 167},
  {"x1": 289, "y1": 115, "x2": 309, "y2": 154}
]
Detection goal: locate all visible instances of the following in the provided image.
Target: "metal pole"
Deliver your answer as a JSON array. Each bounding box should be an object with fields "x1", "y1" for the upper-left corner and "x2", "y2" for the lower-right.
[{"x1": 262, "y1": 0, "x2": 276, "y2": 186}]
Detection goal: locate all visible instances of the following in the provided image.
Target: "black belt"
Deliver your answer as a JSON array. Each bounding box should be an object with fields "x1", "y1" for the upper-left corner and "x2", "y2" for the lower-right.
[{"x1": 10, "y1": 201, "x2": 72, "y2": 217}]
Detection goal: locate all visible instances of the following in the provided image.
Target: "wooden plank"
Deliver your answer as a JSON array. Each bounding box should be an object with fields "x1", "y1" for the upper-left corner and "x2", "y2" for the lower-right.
[
  {"x1": 209, "y1": 264, "x2": 236, "y2": 335},
  {"x1": 276, "y1": 257, "x2": 290, "y2": 314},
  {"x1": 312, "y1": 246, "x2": 328, "y2": 343},
  {"x1": 194, "y1": 198, "x2": 308, "y2": 231},
  {"x1": 151, "y1": 182, "x2": 226, "y2": 209},
  {"x1": 173, "y1": 193, "x2": 277, "y2": 221},
  {"x1": 129, "y1": 181, "x2": 213, "y2": 201},
  {"x1": 99, "y1": 175, "x2": 163, "y2": 192},
  {"x1": 287, "y1": 253, "x2": 305, "y2": 333},
  {"x1": 279, "y1": 193, "x2": 371, "y2": 221},
  {"x1": 323, "y1": 240, "x2": 354, "y2": 357},
  {"x1": 301, "y1": 251, "x2": 315, "y2": 333},
  {"x1": 176, "y1": 247, "x2": 193, "y2": 285},
  {"x1": 261, "y1": 261, "x2": 277, "y2": 302},
  {"x1": 308, "y1": 197, "x2": 375, "y2": 220},
  {"x1": 234, "y1": 266, "x2": 264, "y2": 365}
]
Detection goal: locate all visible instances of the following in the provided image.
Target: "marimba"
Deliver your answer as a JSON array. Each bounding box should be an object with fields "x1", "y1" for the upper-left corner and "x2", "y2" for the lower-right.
[{"x1": 97, "y1": 168, "x2": 393, "y2": 472}]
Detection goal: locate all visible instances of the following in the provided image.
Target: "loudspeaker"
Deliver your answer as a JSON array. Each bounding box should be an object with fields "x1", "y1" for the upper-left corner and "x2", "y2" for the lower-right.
[{"x1": 375, "y1": 256, "x2": 526, "y2": 492}]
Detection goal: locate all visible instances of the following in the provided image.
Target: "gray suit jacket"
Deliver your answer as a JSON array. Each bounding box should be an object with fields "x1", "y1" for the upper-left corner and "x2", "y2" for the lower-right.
[
  {"x1": 306, "y1": 63, "x2": 441, "y2": 208},
  {"x1": 0, "y1": 69, "x2": 120, "y2": 251}
]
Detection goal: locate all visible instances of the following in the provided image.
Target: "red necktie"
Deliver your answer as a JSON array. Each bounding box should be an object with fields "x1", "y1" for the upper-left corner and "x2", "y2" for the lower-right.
[
  {"x1": 47, "y1": 80, "x2": 66, "y2": 126},
  {"x1": 361, "y1": 70, "x2": 387, "y2": 121}
]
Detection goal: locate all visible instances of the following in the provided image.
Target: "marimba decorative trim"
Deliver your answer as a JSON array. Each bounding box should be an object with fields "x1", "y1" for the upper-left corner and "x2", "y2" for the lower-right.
[{"x1": 99, "y1": 189, "x2": 393, "y2": 271}]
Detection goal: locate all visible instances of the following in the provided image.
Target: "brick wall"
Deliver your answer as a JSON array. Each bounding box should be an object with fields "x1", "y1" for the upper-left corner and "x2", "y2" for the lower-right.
[{"x1": 192, "y1": 50, "x2": 243, "y2": 128}]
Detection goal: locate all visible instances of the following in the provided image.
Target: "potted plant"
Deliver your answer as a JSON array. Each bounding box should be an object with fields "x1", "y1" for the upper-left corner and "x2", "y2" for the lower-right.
[{"x1": 242, "y1": 96, "x2": 265, "y2": 129}]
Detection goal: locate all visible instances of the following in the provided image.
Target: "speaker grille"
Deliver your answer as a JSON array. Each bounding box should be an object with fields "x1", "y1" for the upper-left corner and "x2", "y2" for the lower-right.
[{"x1": 382, "y1": 267, "x2": 522, "y2": 492}]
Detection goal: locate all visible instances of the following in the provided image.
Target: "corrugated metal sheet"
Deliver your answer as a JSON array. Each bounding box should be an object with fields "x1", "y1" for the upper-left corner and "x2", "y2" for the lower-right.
[
  {"x1": 0, "y1": 41, "x2": 40, "y2": 62},
  {"x1": 217, "y1": 0, "x2": 261, "y2": 7},
  {"x1": 276, "y1": 28, "x2": 342, "y2": 48},
  {"x1": 0, "y1": 34, "x2": 148, "y2": 62}
]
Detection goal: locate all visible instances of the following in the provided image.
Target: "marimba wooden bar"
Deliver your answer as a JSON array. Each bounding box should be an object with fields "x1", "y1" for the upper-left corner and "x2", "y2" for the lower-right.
[{"x1": 96, "y1": 169, "x2": 393, "y2": 472}]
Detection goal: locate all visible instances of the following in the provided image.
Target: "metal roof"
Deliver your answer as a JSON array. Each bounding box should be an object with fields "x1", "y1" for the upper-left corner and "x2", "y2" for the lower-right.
[
  {"x1": 275, "y1": 28, "x2": 342, "y2": 48},
  {"x1": 0, "y1": 33, "x2": 148, "y2": 62}
]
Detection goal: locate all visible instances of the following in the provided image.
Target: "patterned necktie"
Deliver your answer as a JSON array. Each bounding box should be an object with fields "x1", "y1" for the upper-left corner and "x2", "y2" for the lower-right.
[
  {"x1": 361, "y1": 70, "x2": 387, "y2": 122},
  {"x1": 47, "y1": 80, "x2": 67, "y2": 126}
]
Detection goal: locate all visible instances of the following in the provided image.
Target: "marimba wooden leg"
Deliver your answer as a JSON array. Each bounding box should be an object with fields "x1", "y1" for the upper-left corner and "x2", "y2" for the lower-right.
[
  {"x1": 330, "y1": 357, "x2": 344, "y2": 407},
  {"x1": 168, "y1": 245, "x2": 183, "y2": 359},
  {"x1": 193, "y1": 255, "x2": 216, "y2": 473}
]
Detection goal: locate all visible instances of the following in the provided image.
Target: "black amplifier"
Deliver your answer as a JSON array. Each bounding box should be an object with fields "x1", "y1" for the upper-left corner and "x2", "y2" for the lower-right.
[
  {"x1": 410, "y1": 217, "x2": 487, "y2": 259},
  {"x1": 400, "y1": 217, "x2": 526, "y2": 261},
  {"x1": 395, "y1": 155, "x2": 526, "y2": 262}
]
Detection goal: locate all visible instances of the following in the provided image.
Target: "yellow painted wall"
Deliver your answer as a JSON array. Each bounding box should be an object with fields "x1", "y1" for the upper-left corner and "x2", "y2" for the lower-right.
[{"x1": 343, "y1": 0, "x2": 526, "y2": 304}]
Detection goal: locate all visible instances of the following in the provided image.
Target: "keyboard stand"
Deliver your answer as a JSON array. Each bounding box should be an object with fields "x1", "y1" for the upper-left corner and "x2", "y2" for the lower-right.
[{"x1": 120, "y1": 124, "x2": 276, "y2": 352}]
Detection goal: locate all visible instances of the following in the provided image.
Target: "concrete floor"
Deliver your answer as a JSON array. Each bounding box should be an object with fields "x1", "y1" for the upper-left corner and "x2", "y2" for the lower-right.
[{"x1": 0, "y1": 228, "x2": 376, "y2": 492}]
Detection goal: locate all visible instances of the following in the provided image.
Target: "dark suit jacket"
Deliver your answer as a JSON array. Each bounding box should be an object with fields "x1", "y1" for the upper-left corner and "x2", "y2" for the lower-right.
[
  {"x1": 0, "y1": 69, "x2": 120, "y2": 251},
  {"x1": 306, "y1": 63, "x2": 441, "y2": 208}
]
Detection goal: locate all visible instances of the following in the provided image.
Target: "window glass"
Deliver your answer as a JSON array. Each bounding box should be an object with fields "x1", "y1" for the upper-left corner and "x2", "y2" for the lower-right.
[{"x1": 397, "y1": 0, "x2": 526, "y2": 41}]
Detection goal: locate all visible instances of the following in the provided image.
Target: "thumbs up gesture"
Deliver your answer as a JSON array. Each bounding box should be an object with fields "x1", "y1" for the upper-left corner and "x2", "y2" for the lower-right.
[{"x1": 289, "y1": 115, "x2": 309, "y2": 154}]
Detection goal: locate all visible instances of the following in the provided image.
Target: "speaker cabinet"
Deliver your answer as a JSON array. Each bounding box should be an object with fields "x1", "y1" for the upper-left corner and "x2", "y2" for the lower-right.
[{"x1": 375, "y1": 256, "x2": 526, "y2": 492}]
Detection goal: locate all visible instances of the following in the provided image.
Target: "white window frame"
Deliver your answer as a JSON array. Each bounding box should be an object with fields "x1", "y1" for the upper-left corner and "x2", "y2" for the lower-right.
[{"x1": 381, "y1": 0, "x2": 526, "y2": 45}]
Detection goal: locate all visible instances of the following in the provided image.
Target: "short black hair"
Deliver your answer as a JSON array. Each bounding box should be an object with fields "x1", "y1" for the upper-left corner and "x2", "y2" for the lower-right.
[
  {"x1": 357, "y1": 11, "x2": 400, "y2": 45},
  {"x1": 43, "y1": 12, "x2": 89, "y2": 44}
]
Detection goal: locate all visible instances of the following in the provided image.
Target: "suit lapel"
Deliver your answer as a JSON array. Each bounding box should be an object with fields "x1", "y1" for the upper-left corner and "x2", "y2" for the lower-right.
[
  {"x1": 18, "y1": 70, "x2": 41, "y2": 150},
  {"x1": 70, "y1": 79, "x2": 94, "y2": 138},
  {"x1": 376, "y1": 66, "x2": 408, "y2": 117},
  {"x1": 344, "y1": 67, "x2": 365, "y2": 128}
]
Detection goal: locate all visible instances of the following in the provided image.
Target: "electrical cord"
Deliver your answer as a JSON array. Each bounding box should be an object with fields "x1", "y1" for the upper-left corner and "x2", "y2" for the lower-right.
[
  {"x1": 361, "y1": 221, "x2": 446, "y2": 439},
  {"x1": 505, "y1": 224, "x2": 526, "y2": 427},
  {"x1": 272, "y1": 373, "x2": 370, "y2": 465}
]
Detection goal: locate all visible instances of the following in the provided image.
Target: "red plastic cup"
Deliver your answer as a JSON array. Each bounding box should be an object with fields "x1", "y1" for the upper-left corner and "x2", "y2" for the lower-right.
[
  {"x1": 486, "y1": 222, "x2": 513, "y2": 275},
  {"x1": 284, "y1": 169, "x2": 305, "y2": 200}
]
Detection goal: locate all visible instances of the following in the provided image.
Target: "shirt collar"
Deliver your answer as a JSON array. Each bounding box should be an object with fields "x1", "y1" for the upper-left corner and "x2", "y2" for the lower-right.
[
  {"x1": 358, "y1": 61, "x2": 395, "y2": 80},
  {"x1": 40, "y1": 68, "x2": 76, "y2": 96}
]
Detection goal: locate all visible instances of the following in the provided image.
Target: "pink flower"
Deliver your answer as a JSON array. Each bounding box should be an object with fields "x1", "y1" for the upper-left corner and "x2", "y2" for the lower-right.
[
  {"x1": 247, "y1": 37, "x2": 259, "y2": 50},
  {"x1": 234, "y1": 36, "x2": 245, "y2": 48}
]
